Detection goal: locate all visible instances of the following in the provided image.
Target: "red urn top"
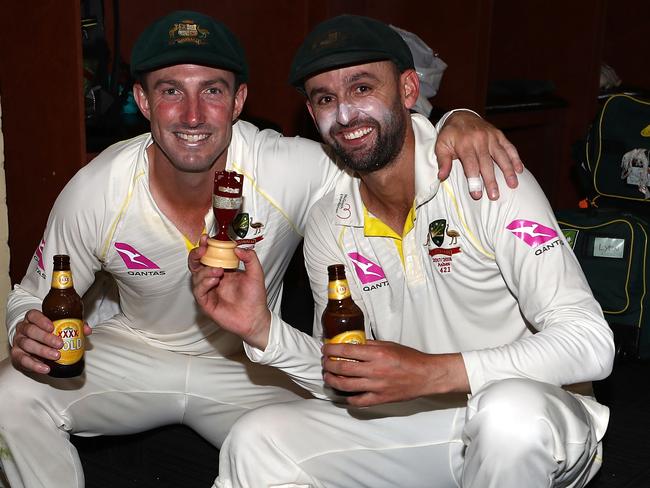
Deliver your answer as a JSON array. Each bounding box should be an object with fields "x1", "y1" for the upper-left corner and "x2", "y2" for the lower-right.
[{"x1": 214, "y1": 170, "x2": 243, "y2": 198}]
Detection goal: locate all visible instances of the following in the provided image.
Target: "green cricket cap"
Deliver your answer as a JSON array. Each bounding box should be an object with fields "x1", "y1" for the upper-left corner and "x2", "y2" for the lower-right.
[
  {"x1": 130, "y1": 10, "x2": 248, "y2": 83},
  {"x1": 289, "y1": 14, "x2": 414, "y2": 91}
]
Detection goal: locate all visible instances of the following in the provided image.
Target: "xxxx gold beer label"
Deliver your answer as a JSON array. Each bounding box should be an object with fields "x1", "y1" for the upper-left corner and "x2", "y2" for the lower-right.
[
  {"x1": 328, "y1": 279, "x2": 351, "y2": 300},
  {"x1": 51, "y1": 271, "x2": 73, "y2": 289},
  {"x1": 52, "y1": 319, "x2": 84, "y2": 365}
]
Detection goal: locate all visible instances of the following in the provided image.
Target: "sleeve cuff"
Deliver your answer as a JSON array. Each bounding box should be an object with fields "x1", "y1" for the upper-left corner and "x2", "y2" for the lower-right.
[
  {"x1": 461, "y1": 350, "x2": 487, "y2": 394},
  {"x1": 435, "y1": 108, "x2": 482, "y2": 133}
]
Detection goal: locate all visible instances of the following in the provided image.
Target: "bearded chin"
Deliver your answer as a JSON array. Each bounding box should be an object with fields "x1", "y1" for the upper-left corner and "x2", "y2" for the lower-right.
[{"x1": 331, "y1": 108, "x2": 407, "y2": 173}]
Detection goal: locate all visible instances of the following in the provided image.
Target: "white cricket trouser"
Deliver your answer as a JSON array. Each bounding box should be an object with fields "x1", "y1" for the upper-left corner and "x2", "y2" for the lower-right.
[
  {"x1": 0, "y1": 325, "x2": 308, "y2": 488},
  {"x1": 216, "y1": 378, "x2": 604, "y2": 488}
]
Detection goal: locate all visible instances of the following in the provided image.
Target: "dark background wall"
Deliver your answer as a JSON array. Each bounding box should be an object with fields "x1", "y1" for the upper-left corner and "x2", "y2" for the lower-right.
[{"x1": 1, "y1": 0, "x2": 649, "y2": 284}]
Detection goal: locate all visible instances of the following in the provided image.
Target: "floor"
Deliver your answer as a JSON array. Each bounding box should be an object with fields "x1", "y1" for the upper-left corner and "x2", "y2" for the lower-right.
[{"x1": 588, "y1": 359, "x2": 650, "y2": 488}]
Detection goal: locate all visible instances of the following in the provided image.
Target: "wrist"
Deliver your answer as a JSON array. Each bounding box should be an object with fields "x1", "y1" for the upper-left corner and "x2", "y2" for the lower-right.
[
  {"x1": 437, "y1": 108, "x2": 481, "y2": 132},
  {"x1": 244, "y1": 309, "x2": 272, "y2": 351},
  {"x1": 424, "y1": 352, "x2": 471, "y2": 395}
]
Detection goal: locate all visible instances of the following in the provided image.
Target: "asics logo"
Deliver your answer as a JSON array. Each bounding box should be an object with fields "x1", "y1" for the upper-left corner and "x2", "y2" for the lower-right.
[
  {"x1": 347, "y1": 252, "x2": 385, "y2": 284},
  {"x1": 115, "y1": 242, "x2": 159, "y2": 269},
  {"x1": 506, "y1": 219, "x2": 558, "y2": 247}
]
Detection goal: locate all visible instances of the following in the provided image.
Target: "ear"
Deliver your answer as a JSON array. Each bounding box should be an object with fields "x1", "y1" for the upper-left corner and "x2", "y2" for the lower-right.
[
  {"x1": 400, "y1": 69, "x2": 420, "y2": 111},
  {"x1": 232, "y1": 83, "x2": 248, "y2": 121},
  {"x1": 133, "y1": 82, "x2": 151, "y2": 121}
]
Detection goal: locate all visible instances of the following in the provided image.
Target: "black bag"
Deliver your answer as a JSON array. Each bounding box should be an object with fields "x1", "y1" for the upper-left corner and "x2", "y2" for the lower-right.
[
  {"x1": 579, "y1": 94, "x2": 650, "y2": 210},
  {"x1": 555, "y1": 208, "x2": 650, "y2": 360}
]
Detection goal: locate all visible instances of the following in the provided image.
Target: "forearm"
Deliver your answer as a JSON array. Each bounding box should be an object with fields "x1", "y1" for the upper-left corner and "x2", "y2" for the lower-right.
[
  {"x1": 424, "y1": 352, "x2": 470, "y2": 395},
  {"x1": 243, "y1": 313, "x2": 334, "y2": 399},
  {"x1": 462, "y1": 310, "x2": 614, "y2": 393}
]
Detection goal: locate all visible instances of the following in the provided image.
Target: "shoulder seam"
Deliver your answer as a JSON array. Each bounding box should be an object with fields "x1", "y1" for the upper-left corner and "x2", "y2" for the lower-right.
[
  {"x1": 98, "y1": 170, "x2": 147, "y2": 261},
  {"x1": 442, "y1": 180, "x2": 495, "y2": 260}
]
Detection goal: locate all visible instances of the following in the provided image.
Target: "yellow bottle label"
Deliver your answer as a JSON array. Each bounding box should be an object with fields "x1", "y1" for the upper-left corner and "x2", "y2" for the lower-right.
[
  {"x1": 52, "y1": 318, "x2": 84, "y2": 365},
  {"x1": 327, "y1": 279, "x2": 351, "y2": 300},
  {"x1": 325, "y1": 329, "x2": 366, "y2": 345},
  {"x1": 51, "y1": 271, "x2": 73, "y2": 289}
]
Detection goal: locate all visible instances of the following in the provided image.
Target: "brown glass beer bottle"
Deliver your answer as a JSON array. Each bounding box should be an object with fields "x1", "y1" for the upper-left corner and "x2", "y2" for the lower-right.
[
  {"x1": 43, "y1": 254, "x2": 85, "y2": 377},
  {"x1": 322, "y1": 264, "x2": 366, "y2": 346}
]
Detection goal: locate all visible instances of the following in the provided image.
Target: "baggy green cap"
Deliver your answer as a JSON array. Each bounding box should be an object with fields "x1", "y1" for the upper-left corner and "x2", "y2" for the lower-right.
[
  {"x1": 288, "y1": 14, "x2": 414, "y2": 90},
  {"x1": 130, "y1": 10, "x2": 248, "y2": 83}
]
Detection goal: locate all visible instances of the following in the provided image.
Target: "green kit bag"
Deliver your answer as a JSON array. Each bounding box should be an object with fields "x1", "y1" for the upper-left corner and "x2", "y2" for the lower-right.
[
  {"x1": 555, "y1": 208, "x2": 649, "y2": 360},
  {"x1": 579, "y1": 94, "x2": 650, "y2": 210}
]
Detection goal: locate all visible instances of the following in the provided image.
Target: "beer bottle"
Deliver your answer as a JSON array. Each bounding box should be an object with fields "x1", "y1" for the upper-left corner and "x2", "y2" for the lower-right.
[
  {"x1": 43, "y1": 254, "x2": 85, "y2": 377},
  {"x1": 322, "y1": 264, "x2": 365, "y2": 346}
]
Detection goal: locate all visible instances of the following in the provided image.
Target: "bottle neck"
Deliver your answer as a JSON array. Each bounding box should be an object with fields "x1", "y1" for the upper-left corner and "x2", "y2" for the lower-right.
[
  {"x1": 51, "y1": 270, "x2": 73, "y2": 290},
  {"x1": 328, "y1": 278, "x2": 351, "y2": 300}
]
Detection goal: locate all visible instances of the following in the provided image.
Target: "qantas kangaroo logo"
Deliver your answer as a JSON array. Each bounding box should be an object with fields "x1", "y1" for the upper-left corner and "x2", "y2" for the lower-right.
[
  {"x1": 506, "y1": 219, "x2": 558, "y2": 247},
  {"x1": 347, "y1": 252, "x2": 386, "y2": 284},
  {"x1": 114, "y1": 242, "x2": 159, "y2": 269},
  {"x1": 35, "y1": 238, "x2": 46, "y2": 271}
]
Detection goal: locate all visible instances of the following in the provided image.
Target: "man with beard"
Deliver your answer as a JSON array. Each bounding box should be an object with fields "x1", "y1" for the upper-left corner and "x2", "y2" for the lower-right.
[
  {"x1": 190, "y1": 15, "x2": 614, "y2": 488},
  {"x1": 0, "y1": 10, "x2": 525, "y2": 488}
]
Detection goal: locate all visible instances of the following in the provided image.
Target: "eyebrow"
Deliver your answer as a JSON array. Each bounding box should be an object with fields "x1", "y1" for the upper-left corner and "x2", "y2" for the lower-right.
[
  {"x1": 153, "y1": 76, "x2": 233, "y2": 91},
  {"x1": 308, "y1": 70, "x2": 380, "y2": 99},
  {"x1": 345, "y1": 71, "x2": 380, "y2": 85}
]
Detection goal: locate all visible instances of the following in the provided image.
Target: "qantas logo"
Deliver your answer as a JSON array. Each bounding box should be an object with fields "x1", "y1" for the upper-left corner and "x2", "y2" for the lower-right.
[
  {"x1": 115, "y1": 242, "x2": 160, "y2": 270},
  {"x1": 347, "y1": 252, "x2": 386, "y2": 284},
  {"x1": 506, "y1": 219, "x2": 558, "y2": 247},
  {"x1": 35, "y1": 238, "x2": 45, "y2": 270}
]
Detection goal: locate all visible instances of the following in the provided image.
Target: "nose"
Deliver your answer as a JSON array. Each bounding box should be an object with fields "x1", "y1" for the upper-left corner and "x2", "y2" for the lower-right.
[
  {"x1": 336, "y1": 102, "x2": 359, "y2": 126},
  {"x1": 181, "y1": 94, "x2": 204, "y2": 127}
]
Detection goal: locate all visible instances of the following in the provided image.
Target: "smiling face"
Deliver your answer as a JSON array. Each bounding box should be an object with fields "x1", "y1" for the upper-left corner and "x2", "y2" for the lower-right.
[
  {"x1": 304, "y1": 61, "x2": 417, "y2": 173},
  {"x1": 133, "y1": 64, "x2": 247, "y2": 174}
]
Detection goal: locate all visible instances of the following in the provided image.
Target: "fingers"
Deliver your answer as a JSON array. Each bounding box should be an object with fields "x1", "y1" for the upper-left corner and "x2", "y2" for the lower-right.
[
  {"x1": 436, "y1": 150, "x2": 453, "y2": 181},
  {"x1": 477, "y1": 150, "x2": 499, "y2": 200},
  {"x1": 188, "y1": 234, "x2": 209, "y2": 272},
  {"x1": 490, "y1": 132, "x2": 524, "y2": 190},
  {"x1": 11, "y1": 311, "x2": 62, "y2": 374},
  {"x1": 83, "y1": 322, "x2": 93, "y2": 336},
  {"x1": 25, "y1": 309, "x2": 53, "y2": 330},
  {"x1": 436, "y1": 110, "x2": 526, "y2": 200},
  {"x1": 496, "y1": 132, "x2": 524, "y2": 174},
  {"x1": 22, "y1": 310, "x2": 60, "y2": 348},
  {"x1": 487, "y1": 142, "x2": 514, "y2": 189},
  {"x1": 345, "y1": 391, "x2": 381, "y2": 407},
  {"x1": 234, "y1": 248, "x2": 264, "y2": 282},
  {"x1": 502, "y1": 137, "x2": 525, "y2": 177},
  {"x1": 457, "y1": 151, "x2": 484, "y2": 200},
  {"x1": 323, "y1": 370, "x2": 366, "y2": 390},
  {"x1": 191, "y1": 265, "x2": 225, "y2": 302},
  {"x1": 322, "y1": 342, "x2": 377, "y2": 366},
  {"x1": 189, "y1": 235, "x2": 225, "y2": 293},
  {"x1": 11, "y1": 348, "x2": 52, "y2": 375}
]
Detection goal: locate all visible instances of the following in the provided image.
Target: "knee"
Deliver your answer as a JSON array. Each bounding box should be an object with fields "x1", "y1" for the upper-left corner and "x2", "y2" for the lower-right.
[
  {"x1": 464, "y1": 379, "x2": 558, "y2": 452},
  {"x1": 225, "y1": 403, "x2": 293, "y2": 454}
]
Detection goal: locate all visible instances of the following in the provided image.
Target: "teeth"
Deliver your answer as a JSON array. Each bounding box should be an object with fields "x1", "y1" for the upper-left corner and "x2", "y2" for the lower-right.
[
  {"x1": 343, "y1": 127, "x2": 373, "y2": 140},
  {"x1": 176, "y1": 133, "x2": 209, "y2": 143}
]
